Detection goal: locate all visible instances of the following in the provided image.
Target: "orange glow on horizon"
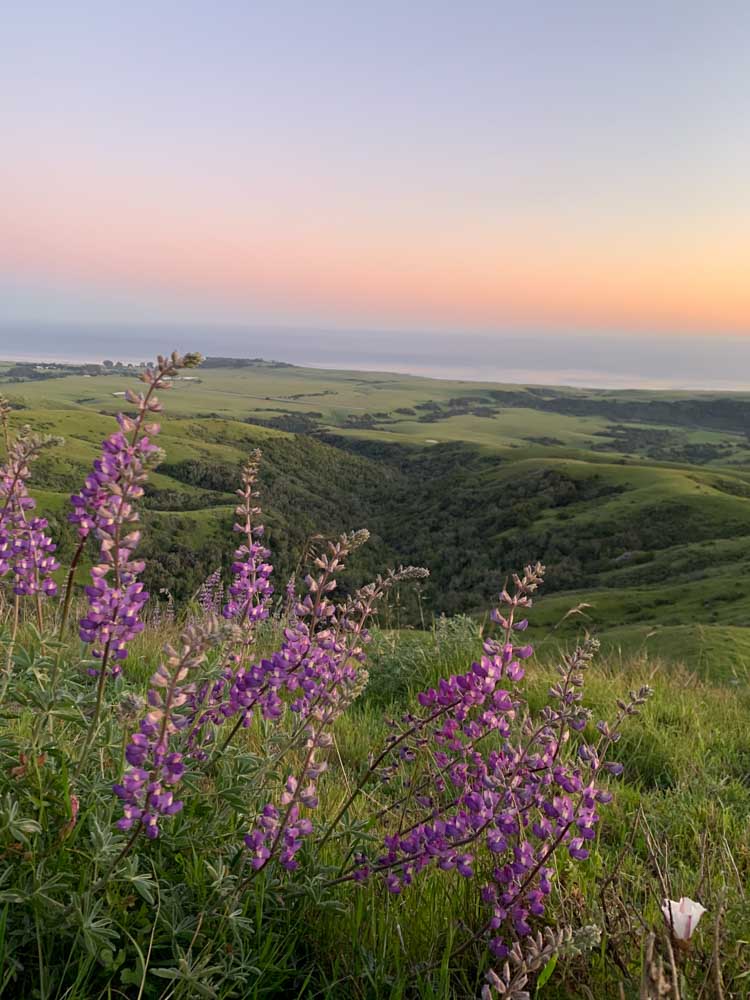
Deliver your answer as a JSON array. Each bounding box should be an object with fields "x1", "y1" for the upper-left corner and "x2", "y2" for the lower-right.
[{"x1": 2, "y1": 163, "x2": 749, "y2": 336}]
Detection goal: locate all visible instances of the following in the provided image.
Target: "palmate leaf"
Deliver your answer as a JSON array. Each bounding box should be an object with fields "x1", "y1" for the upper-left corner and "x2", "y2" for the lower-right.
[
  {"x1": 150, "y1": 959, "x2": 223, "y2": 998},
  {"x1": 70, "y1": 897, "x2": 120, "y2": 959},
  {"x1": 218, "y1": 785, "x2": 251, "y2": 812},
  {"x1": 0, "y1": 793, "x2": 42, "y2": 846},
  {"x1": 9, "y1": 644, "x2": 36, "y2": 670},
  {"x1": 122, "y1": 871, "x2": 157, "y2": 905}
]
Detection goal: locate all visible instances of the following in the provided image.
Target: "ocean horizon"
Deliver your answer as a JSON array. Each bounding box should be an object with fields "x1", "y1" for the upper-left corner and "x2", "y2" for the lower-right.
[{"x1": 2, "y1": 324, "x2": 750, "y2": 393}]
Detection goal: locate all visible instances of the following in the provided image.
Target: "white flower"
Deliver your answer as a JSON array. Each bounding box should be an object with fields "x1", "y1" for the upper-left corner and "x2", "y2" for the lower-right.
[{"x1": 661, "y1": 897, "x2": 706, "y2": 940}]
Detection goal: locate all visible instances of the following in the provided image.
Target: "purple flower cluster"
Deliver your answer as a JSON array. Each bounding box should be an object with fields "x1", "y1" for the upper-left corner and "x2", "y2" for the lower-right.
[
  {"x1": 187, "y1": 533, "x2": 354, "y2": 751},
  {"x1": 74, "y1": 416, "x2": 157, "y2": 671},
  {"x1": 73, "y1": 353, "x2": 199, "y2": 674},
  {"x1": 184, "y1": 481, "x2": 392, "y2": 781},
  {"x1": 222, "y1": 451, "x2": 273, "y2": 625},
  {"x1": 193, "y1": 567, "x2": 224, "y2": 620},
  {"x1": 241, "y1": 646, "x2": 354, "y2": 870},
  {"x1": 115, "y1": 623, "x2": 212, "y2": 838},
  {"x1": 122, "y1": 503, "x2": 384, "y2": 866},
  {"x1": 0, "y1": 431, "x2": 60, "y2": 599},
  {"x1": 240, "y1": 542, "x2": 428, "y2": 873},
  {"x1": 342, "y1": 565, "x2": 650, "y2": 962},
  {"x1": 182, "y1": 455, "x2": 276, "y2": 754},
  {"x1": 244, "y1": 776, "x2": 315, "y2": 871}
]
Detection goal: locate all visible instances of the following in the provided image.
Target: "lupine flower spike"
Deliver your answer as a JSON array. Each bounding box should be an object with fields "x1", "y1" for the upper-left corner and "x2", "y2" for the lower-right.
[
  {"x1": 72, "y1": 352, "x2": 201, "y2": 776},
  {"x1": 243, "y1": 544, "x2": 429, "y2": 873},
  {"x1": 0, "y1": 429, "x2": 61, "y2": 607},
  {"x1": 72, "y1": 352, "x2": 201, "y2": 676},
  {"x1": 222, "y1": 450, "x2": 274, "y2": 628},
  {"x1": 317, "y1": 564, "x2": 652, "y2": 976},
  {"x1": 183, "y1": 451, "x2": 273, "y2": 757},
  {"x1": 115, "y1": 620, "x2": 219, "y2": 839},
  {"x1": 190, "y1": 568, "x2": 224, "y2": 623}
]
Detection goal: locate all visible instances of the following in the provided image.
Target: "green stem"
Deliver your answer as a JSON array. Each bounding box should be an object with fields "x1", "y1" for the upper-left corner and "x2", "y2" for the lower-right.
[
  {"x1": 0, "y1": 595, "x2": 20, "y2": 704},
  {"x1": 73, "y1": 640, "x2": 112, "y2": 780},
  {"x1": 317, "y1": 701, "x2": 457, "y2": 852},
  {"x1": 59, "y1": 539, "x2": 85, "y2": 639}
]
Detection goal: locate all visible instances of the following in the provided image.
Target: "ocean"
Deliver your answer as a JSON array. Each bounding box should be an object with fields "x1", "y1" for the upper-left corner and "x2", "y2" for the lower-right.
[{"x1": 1, "y1": 324, "x2": 750, "y2": 393}]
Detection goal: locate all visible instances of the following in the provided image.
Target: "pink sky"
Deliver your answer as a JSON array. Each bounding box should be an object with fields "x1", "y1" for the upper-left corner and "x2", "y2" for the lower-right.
[{"x1": 2, "y1": 3, "x2": 749, "y2": 337}]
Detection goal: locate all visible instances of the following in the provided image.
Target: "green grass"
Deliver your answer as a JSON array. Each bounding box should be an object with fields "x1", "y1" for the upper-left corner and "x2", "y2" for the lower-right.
[
  {"x1": 7, "y1": 359, "x2": 750, "y2": 679},
  {"x1": 1, "y1": 611, "x2": 747, "y2": 998}
]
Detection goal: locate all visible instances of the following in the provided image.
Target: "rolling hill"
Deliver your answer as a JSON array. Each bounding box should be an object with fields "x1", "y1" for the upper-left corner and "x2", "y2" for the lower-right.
[{"x1": 4, "y1": 355, "x2": 750, "y2": 678}]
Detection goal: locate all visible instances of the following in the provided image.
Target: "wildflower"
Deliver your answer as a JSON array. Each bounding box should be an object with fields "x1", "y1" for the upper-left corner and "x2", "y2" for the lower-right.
[
  {"x1": 193, "y1": 567, "x2": 224, "y2": 621},
  {"x1": 222, "y1": 450, "x2": 273, "y2": 626},
  {"x1": 661, "y1": 897, "x2": 706, "y2": 940},
  {"x1": 114, "y1": 621, "x2": 216, "y2": 838},
  {"x1": 240, "y1": 546, "x2": 426, "y2": 873},
  {"x1": 0, "y1": 430, "x2": 60, "y2": 600},
  {"x1": 74, "y1": 352, "x2": 198, "y2": 675},
  {"x1": 339, "y1": 564, "x2": 649, "y2": 964},
  {"x1": 74, "y1": 425, "x2": 157, "y2": 672},
  {"x1": 182, "y1": 457, "x2": 275, "y2": 755}
]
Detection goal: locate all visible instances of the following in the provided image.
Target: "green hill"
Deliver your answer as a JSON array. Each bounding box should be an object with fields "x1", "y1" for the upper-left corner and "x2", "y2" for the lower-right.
[{"x1": 5, "y1": 357, "x2": 750, "y2": 679}]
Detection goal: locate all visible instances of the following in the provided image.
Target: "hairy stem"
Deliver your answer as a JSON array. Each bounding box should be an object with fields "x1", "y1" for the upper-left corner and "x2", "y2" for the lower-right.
[
  {"x1": 58, "y1": 539, "x2": 85, "y2": 639},
  {"x1": 73, "y1": 639, "x2": 112, "y2": 779}
]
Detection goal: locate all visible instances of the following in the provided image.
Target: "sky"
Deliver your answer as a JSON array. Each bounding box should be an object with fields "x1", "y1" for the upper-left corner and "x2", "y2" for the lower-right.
[{"x1": 1, "y1": 2, "x2": 750, "y2": 374}]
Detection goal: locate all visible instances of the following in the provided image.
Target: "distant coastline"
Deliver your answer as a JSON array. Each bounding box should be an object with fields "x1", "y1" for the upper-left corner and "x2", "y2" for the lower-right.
[
  {"x1": 298, "y1": 358, "x2": 750, "y2": 393},
  {"x1": 2, "y1": 324, "x2": 750, "y2": 393}
]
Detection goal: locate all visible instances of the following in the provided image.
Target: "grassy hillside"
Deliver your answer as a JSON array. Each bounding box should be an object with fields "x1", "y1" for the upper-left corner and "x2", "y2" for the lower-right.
[
  {"x1": 5, "y1": 356, "x2": 750, "y2": 678},
  {"x1": 2, "y1": 613, "x2": 748, "y2": 998},
  {"x1": 1, "y1": 356, "x2": 749, "y2": 997}
]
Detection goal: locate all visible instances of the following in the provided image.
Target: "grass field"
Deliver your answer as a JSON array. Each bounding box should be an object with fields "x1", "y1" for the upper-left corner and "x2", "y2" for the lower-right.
[
  {"x1": 5, "y1": 356, "x2": 750, "y2": 679},
  {"x1": 2, "y1": 609, "x2": 748, "y2": 998}
]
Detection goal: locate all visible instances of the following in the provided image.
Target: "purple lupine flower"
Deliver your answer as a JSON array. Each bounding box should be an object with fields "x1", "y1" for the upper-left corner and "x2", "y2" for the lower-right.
[
  {"x1": 0, "y1": 430, "x2": 60, "y2": 599},
  {"x1": 222, "y1": 451, "x2": 274, "y2": 626},
  {"x1": 185, "y1": 490, "x2": 425, "y2": 871},
  {"x1": 240, "y1": 548, "x2": 428, "y2": 874},
  {"x1": 226, "y1": 531, "x2": 374, "y2": 745},
  {"x1": 193, "y1": 568, "x2": 224, "y2": 621},
  {"x1": 79, "y1": 530, "x2": 150, "y2": 671},
  {"x1": 74, "y1": 352, "x2": 200, "y2": 676},
  {"x1": 182, "y1": 454, "x2": 274, "y2": 757},
  {"x1": 337, "y1": 563, "x2": 648, "y2": 962},
  {"x1": 114, "y1": 621, "x2": 215, "y2": 838}
]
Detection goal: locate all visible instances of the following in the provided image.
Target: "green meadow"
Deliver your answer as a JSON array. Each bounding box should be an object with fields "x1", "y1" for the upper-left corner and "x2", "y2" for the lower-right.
[
  {"x1": 3, "y1": 615, "x2": 749, "y2": 998},
  {"x1": 5, "y1": 357, "x2": 750, "y2": 679}
]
